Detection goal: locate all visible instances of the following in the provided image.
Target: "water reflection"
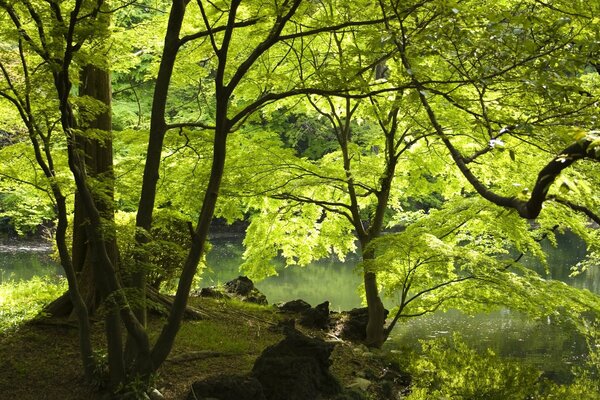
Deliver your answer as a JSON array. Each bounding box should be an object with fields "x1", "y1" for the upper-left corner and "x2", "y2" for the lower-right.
[
  {"x1": 202, "y1": 238, "x2": 363, "y2": 311},
  {"x1": 0, "y1": 248, "x2": 60, "y2": 283},
  {"x1": 385, "y1": 233, "x2": 598, "y2": 384}
]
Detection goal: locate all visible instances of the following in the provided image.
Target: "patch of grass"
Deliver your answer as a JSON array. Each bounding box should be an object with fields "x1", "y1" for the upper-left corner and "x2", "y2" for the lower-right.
[
  {"x1": 175, "y1": 318, "x2": 276, "y2": 354},
  {"x1": 0, "y1": 276, "x2": 67, "y2": 332}
]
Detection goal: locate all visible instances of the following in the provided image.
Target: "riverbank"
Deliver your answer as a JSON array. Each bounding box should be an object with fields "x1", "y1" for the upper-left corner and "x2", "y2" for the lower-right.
[
  {"x1": 0, "y1": 237, "x2": 53, "y2": 253},
  {"x1": 0, "y1": 296, "x2": 408, "y2": 399}
]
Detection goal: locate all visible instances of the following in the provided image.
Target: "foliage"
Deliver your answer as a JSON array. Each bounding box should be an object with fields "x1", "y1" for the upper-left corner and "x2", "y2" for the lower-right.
[
  {"x1": 403, "y1": 327, "x2": 600, "y2": 400},
  {"x1": 544, "y1": 319, "x2": 600, "y2": 399},
  {"x1": 403, "y1": 333, "x2": 545, "y2": 399},
  {"x1": 367, "y1": 196, "x2": 600, "y2": 321},
  {"x1": 564, "y1": 320, "x2": 600, "y2": 398},
  {"x1": 0, "y1": 0, "x2": 599, "y2": 393},
  {"x1": 0, "y1": 142, "x2": 60, "y2": 235},
  {"x1": 116, "y1": 209, "x2": 207, "y2": 292},
  {"x1": 0, "y1": 276, "x2": 66, "y2": 332}
]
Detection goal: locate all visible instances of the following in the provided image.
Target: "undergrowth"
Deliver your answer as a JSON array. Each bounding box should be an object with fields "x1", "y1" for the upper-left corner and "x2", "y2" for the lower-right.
[{"x1": 0, "y1": 276, "x2": 66, "y2": 332}]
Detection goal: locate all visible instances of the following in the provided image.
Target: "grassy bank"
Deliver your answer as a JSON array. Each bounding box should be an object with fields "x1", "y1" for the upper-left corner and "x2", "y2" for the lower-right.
[
  {"x1": 1, "y1": 279, "x2": 599, "y2": 399},
  {"x1": 0, "y1": 281, "x2": 402, "y2": 399}
]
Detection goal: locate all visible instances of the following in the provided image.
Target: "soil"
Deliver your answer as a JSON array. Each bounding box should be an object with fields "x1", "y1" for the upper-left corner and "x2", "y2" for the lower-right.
[{"x1": 0, "y1": 297, "x2": 409, "y2": 399}]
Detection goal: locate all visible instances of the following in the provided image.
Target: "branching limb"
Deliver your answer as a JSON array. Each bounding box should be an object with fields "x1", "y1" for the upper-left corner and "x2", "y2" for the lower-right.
[{"x1": 550, "y1": 197, "x2": 600, "y2": 225}]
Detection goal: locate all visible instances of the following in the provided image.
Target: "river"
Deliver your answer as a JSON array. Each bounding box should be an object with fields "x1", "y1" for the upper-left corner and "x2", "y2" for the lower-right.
[{"x1": 1, "y1": 232, "x2": 598, "y2": 386}]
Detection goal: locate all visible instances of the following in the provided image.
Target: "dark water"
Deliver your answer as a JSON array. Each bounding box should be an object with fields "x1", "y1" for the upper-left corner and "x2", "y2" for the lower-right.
[
  {"x1": 201, "y1": 237, "x2": 363, "y2": 311},
  {"x1": 379, "y1": 233, "x2": 596, "y2": 383},
  {"x1": 203, "y1": 233, "x2": 596, "y2": 306}
]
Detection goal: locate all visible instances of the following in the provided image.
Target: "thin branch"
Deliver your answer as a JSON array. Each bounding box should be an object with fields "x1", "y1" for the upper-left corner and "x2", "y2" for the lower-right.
[
  {"x1": 550, "y1": 197, "x2": 600, "y2": 225},
  {"x1": 166, "y1": 122, "x2": 216, "y2": 130}
]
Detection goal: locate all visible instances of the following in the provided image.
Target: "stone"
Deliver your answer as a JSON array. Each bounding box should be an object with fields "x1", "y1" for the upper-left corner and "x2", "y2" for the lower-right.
[
  {"x1": 223, "y1": 276, "x2": 268, "y2": 305},
  {"x1": 244, "y1": 290, "x2": 268, "y2": 305},
  {"x1": 299, "y1": 301, "x2": 330, "y2": 330},
  {"x1": 275, "y1": 299, "x2": 312, "y2": 313},
  {"x1": 334, "y1": 307, "x2": 388, "y2": 342},
  {"x1": 267, "y1": 318, "x2": 296, "y2": 334},
  {"x1": 224, "y1": 276, "x2": 255, "y2": 296},
  {"x1": 252, "y1": 330, "x2": 341, "y2": 400},
  {"x1": 186, "y1": 375, "x2": 266, "y2": 400}
]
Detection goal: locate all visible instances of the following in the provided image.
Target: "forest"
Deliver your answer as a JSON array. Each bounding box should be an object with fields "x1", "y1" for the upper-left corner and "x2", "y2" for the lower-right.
[{"x1": 0, "y1": 0, "x2": 599, "y2": 399}]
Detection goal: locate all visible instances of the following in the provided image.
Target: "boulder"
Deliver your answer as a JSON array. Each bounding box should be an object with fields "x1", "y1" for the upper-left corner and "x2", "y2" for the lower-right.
[
  {"x1": 334, "y1": 307, "x2": 388, "y2": 342},
  {"x1": 299, "y1": 301, "x2": 330, "y2": 330},
  {"x1": 186, "y1": 375, "x2": 266, "y2": 400},
  {"x1": 267, "y1": 318, "x2": 296, "y2": 334},
  {"x1": 224, "y1": 276, "x2": 268, "y2": 305},
  {"x1": 252, "y1": 330, "x2": 342, "y2": 400},
  {"x1": 244, "y1": 290, "x2": 268, "y2": 305},
  {"x1": 275, "y1": 299, "x2": 312, "y2": 313},
  {"x1": 224, "y1": 276, "x2": 254, "y2": 296}
]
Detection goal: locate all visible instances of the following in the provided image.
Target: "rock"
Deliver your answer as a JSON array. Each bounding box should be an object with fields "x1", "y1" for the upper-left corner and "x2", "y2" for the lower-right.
[
  {"x1": 224, "y1": 276, "x2": 255, "y2": 296},
  {"x1": 339, "y1": 308, "x2": 369, "y2": 341},
  {"x1": 186, "y1": 375, "x2": 266, "y2": 400},
  {"x1": 147, "y1": 388, "x2": 164, "y2": 400},
  {"x1": 252, "y1": 330, "x2": 342, "y2": 400},
  {"x1": 275, "y1": 299, "x2": 312, "y2": 313},
  {"x1": 334, "y1": 307, "x2": 388, "y2": 342},
  {"x1": 224, "y1": 276, "x2": 268, "y2": 305},
  {"x1": 276, "y1": 299, "x2": 331, "y2": 329},
  {"x1": 267, "y1": 318, "x2": 296, "y2": 334},
  {"x1": 244, "y1": 290, "x2": 268, "y2": 305},
  {"x1": 299, "y1": 301, "x2": 330, "y2": 330},
  {"x1": 198, "y1": 286, "x2": 227, "y2": 299}
]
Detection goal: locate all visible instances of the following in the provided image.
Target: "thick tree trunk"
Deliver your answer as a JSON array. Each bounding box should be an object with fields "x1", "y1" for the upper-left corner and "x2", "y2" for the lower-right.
[
  {"x1": 45, "y1": 65, "x2": 117, "y2": 318},
  {"x1": 77, "y1": 65, "x2": 127, "y2": 387},
  {"x1": 364, "y1": 271, "x2": 387, "y2": 347}
]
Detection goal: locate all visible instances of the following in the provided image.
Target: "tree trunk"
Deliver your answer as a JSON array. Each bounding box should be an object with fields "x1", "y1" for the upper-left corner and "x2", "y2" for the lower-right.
[
  {"x1": 362, "y1": 246, "x2": 387, "y2": 348},
  {"x1": 45, "y1": 64, "x2": 117, "y2": 318}
]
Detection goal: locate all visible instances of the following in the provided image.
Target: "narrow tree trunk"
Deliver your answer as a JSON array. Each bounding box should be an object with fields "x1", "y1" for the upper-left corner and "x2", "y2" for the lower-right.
[
  {"x1": 151, "y1": 129, "x2": 228, "y2": 367},
  {"x1": 125, "y1": 0, "x2": 189, "y2": 371}
]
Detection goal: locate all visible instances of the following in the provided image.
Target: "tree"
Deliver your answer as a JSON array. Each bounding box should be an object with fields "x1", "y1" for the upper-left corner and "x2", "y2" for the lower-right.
[
  {"x1": 0, "y1": 0, "x2": 389, "y2": 394},
  {"x1": 370, "y1": 0, "x2": 600, "y2": 337},
  {"x1": 385, "y1": 0, "x2": 600, "y2": 221},
  {"x1": 1, "y1": 0, "x2": 599, "y2": 394},
  {"x1": 236, "y1": 0, "x2": 600, "y2": 347}
]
